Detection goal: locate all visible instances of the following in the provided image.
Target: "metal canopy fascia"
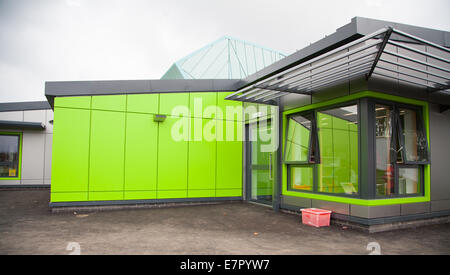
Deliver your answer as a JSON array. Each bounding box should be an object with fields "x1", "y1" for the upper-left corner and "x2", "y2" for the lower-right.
[
  {"x1": 225, "y1": 27, "x2": 450, "y2": 105},
  {"x1": 0, "y1": 120, "x2": 46, "y2": 131}
]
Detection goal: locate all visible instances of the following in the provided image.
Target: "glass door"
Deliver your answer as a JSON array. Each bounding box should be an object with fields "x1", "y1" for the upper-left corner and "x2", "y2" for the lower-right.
[{"x1": 247, "y1": 120, "x2": 274, "y2": 205}]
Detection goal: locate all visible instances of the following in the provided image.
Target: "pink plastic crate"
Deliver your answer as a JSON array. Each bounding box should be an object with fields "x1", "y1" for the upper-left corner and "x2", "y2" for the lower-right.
[{"x1": 300, "y1": 208, "x2": 332, "y2": 227}]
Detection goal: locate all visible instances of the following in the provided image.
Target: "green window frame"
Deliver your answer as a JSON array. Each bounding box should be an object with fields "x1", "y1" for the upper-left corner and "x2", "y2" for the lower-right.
[
  {"x1": 373, "y1": 99, "x2": 428, "y2": 198},
  {"x1": 284, "y1": 102, "x2": 359, "y2": 197},
  {"x1": 0, "y1": 132, "x2": 22, "y2": 180}
]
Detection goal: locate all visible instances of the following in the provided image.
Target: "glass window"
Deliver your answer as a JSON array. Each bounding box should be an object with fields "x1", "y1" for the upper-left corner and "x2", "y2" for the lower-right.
[
  {"x1": 0, "y1": 134, "x2": 20, "y2": 178},
  {"x1": 289, "y1": 166, "x2": 313, "y2": 191},
  {"x1": 317, "y1": 104, "x2": 358, "y2": 195},
  {"x1": 398, "y1": 108, "x2": 428, "y2": 163},
  {"x1": 398, "y1": 167, "x2": 421, "y2": 195},
  {"x1": 375, "y1": 105, "x2": 395, "y2": 196},
  {"x1": 285, "y1": 113, "x2": 314, "y2": 163}
]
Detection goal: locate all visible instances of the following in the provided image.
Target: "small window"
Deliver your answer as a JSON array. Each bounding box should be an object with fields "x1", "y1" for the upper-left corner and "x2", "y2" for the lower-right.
[
  {"x1": 398, "y1": 166, "x2": 422, "y2": 195},
  {"x1": 284, "y1": 112, "x2": 318, "y2": 164},
  {"x1": 289, "y1": 166, "x2": 314, "y2": 191},
  {"x1": 398, "y1": 108, "x2": 429, "y2": 163},
  {"x1": 0, "y1": 134, "x2": 20, "y2": 178}
]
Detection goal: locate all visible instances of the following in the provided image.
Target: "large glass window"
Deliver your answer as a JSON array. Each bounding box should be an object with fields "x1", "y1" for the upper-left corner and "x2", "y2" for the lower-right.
[
  {"x1": 317, "y1": 105, "x2": 359, "y2": 195},
  {"x1": 284, "y1": 105, "x2": 358, "y2": 196},
  {"x1": 0, "y1": 134, "x2": 20, "y2": 178},
  {"x1": 375, "y1": 103, "x2": 427, "y2": 197}
]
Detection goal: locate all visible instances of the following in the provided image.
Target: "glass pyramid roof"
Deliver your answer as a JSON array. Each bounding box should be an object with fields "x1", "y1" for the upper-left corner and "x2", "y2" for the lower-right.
[{"x1": 161, "y1": 36, "x2": 286, "y2": 79}]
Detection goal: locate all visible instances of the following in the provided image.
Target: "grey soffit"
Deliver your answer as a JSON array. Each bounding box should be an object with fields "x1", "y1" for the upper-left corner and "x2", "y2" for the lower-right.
[
  {"x1": 0, "y1": 101, "x2": 51, "y2": 112},
  {"x1": 0, "y1": 120, "x2": 46, "y2": 130},
  {"x1": 226, "y1": 27, "x2": 450, "y2": 104}
]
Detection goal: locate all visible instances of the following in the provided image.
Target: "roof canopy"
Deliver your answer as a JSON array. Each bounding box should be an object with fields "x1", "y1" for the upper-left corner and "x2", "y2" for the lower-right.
[{"x1": 226, "y1": 27, "x2": 450, "y2": 105}]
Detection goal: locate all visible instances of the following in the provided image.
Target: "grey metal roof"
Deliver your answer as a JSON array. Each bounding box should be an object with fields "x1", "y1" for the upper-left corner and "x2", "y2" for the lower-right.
[
  {"x1": 226, "y1": 27, "x2": 450, "y2": 105},
  {"x1": 0, "y1": 101, "x2": 51, "y2": 112}
]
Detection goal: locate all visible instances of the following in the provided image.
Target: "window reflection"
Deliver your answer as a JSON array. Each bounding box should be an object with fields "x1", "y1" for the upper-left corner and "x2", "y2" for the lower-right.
[
  {"x1": 285, "y1": 113, "x2": 313, "y2": 163},
  {"x1": 375, "y1": 105, "x2": 395, "y2": 196},
  {"x1": 317, "y1": 104, "x2": 358, "y2": 195},
  {"x1": 399, "y1": 108, "x2": 428, "y2": 162}
]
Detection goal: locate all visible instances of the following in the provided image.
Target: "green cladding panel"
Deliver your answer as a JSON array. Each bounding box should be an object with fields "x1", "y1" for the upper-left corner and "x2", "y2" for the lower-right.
[
  {"x1": 127, "y1": 94, "x2": 159, "y2": 114},
  {"x1": 54, "y1": 96, "x2": 91, "y2": 109},
  {"x1": 89, "y1": 110, "x2": 126, "y2": 194},
  {"x1": 124, "y1": 113, "x2": 158, "y2": 192},
  {"x1": 157, "y1": 116, "x2": 188, "y2": 197},
  {"x1": 91, "y1": 95, "x2": 127, "y2": 112},
  {"x1": 218, "y1": 92, "x2": 243, "y2": 121},
  {"x1": 159, "y1": 93, "x2": 189, "y2": 116},
  {"x1": 51, "y1": 107, "x2": 91, "y2": 194},
  {"x1": 50, "y1": 92, "x2": 243, "y2": 204},
  {"x1": 189, "y1": 92, "x2": 217, "y2": 119},
  {"x1": 216, "y1": 120, "x2": 243, "y2": 193},
  {"x1": 188, "y1": 118, "x2": 216, "y2": 194}
]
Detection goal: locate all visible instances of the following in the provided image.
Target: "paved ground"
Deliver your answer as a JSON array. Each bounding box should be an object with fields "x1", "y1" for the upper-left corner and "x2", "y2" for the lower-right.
[{"x1": 0, "y1": 189, "x2": 449, "y2": 255}]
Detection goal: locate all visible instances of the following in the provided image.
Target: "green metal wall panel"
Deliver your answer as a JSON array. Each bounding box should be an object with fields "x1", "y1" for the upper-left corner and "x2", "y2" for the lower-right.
[
  {"x1": 124, "y1": 191, "x2": 157, "y2": 200},
  {"x1": 51, "y1": 107, "x2": 91, "y2": 194},
  {"x1": 50, "y1": 92, "x2": 244, "y2": 204},
  {"x1": 189, "y1": 92, "x2": 217, "y2": 119},
  {"x1": 218, "y1": 92, "x2": 243, "y2": 121},
  {"x1": 216, "y1": 120, "x2": 243, "y2": 191},
  {"x1": 54, "y1": 96, "x2": 91, "y2": 109},
  {"x1": 51, "y1": 192, "x2": 88, "y2": 202},
  {"x1": 188, "y1": 118, "x2": 216, "y2": 191},
  {"x1": 157, "y1": 116, "x2": 188, "y2": 193},
  {"x1": 127, "y1": 94, "x2": 159, "y2": 114},
  {"x1": 124, "y1": 113, "x2": 158, "y2": 191},
  {"x1": 91, "y1": 95, "x2": 127, "y2": 112},
  {"x1": 159, "y1": 93, "x2": 189, "y2": 116},
  {"x1": 89, "y1": 110, "x2": 126, "y2": 193}
]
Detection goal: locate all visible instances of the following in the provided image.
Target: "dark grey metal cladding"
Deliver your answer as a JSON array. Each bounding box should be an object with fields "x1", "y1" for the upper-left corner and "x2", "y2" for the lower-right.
[
  {"x1": 45, "y1": 79, "x2": 241, "y2": 97},
  {"x1": 0, "y1": 120, "x2": 46, "y2": 130},
  {"x1": 429, "y1": 103, "x2": 450, "y2": 203},
  {"x1": 0, "y1": 101, "x2": 51, "y2": 112},
  {"x1": 45, "y1": 79, "x2": 242, "y2": 108}
]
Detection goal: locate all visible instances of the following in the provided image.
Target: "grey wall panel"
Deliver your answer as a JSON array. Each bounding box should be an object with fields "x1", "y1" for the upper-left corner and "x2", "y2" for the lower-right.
[
  {"x1": 23, "y1": 110, "x2": 46, "y2": 124},
  {"x1": 0, "y1": 111, "x2": 24, "y2": 122},
  {"x1": 281, "y1": 195, "x2": 312, "y2": 208},
  {"x1": 20, "y1": 132, "x2": 45, "y2": 180},
  {"x1": 350, "y1": 205, "x2": 370, "y2": 218},
  {"x1": 45, "y1": 110, "x2": 54, "y2": 133},
  {"x1": 280, "y1": 94, "x2": 311, "y2": 112},
  {"x1": 0, "y1": 180, "x2": 21, "y2": 185},
  {"x1": 311, "y1": 199, "x2": 350, "y2": 215},
  {"x1": 21, "y1": 179, "x2": 44, "y2": 185},
  {"x1": 44, "y1": 134, "x2": 52, "y2": 181},
  {"x1": 431, "y1": 200, "x2": 450, "y2": 212},
  {"x1": 429, "y1": 104, "x2": 450, "y2": 201},
  {"x1": 351, "y1": 204, "x2": 401, "y2": 218},
  {"x1": 400, "y1": 202, "x2": 431, "y2": 215}
]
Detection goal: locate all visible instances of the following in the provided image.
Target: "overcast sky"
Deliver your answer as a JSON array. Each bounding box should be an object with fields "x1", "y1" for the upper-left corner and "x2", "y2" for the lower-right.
[{"x1": 0, "y1": 0, "x2": 449, "y2": 102}]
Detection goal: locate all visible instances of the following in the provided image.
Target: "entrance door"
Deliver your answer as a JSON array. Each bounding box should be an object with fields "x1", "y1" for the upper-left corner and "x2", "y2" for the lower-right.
[{"x1": 247, "y1": 121, "x2": 274, "y2": 205}]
